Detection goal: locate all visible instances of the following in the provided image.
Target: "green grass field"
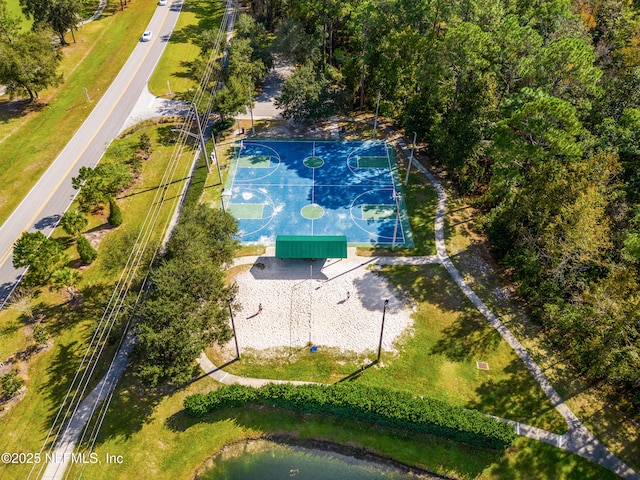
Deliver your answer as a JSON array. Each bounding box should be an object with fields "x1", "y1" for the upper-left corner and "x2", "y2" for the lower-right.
[
  {"x1": 5, "y1": 0, "x2": 32, "y2": 31},
  {"x1": 0, "y1": 124, "x2": 195, "y2": 479},
  {"x1": 147, "y1": 0, "x2": 224, "y2": 97},
  {"x1": 0, "y1": 0, "x2": 158, "y2": 226},
  {"x1": 63, "y1": 369, "x2": 618, "y2": 480}
]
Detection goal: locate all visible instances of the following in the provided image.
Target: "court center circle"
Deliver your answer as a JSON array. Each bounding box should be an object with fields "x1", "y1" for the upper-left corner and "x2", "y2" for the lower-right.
[
  {"x1": 301, "y1": 204, "x2": 324, "y2": 219},
  {"x1": 303, "y1": 156, "x2": 324, "y2": 168}
]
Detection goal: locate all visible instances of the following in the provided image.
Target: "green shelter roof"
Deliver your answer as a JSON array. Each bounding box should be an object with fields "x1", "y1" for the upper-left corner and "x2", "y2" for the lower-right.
[{"x1": 276, "y1": 235, "x2": 348, "y2": 259}]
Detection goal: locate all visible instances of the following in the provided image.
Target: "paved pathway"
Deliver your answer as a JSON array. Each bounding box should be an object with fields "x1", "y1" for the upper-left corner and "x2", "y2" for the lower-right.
[{"x1": 199, "y1": 121, "x2": 639, "y2": 479}]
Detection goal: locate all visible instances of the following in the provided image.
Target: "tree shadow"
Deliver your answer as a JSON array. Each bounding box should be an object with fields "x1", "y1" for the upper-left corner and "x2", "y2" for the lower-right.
[
  {"x1": 156, "y1": 125, "x2": 182, "y2": 146},
  {"x1": 336, "y1": 359, "x2": 378, "y2": 383},
  {"x1": 488, "y1": 438, "x2": 619, "y2": 480},
  {"x1": 0, "y1": 98, "x2": 45, "y2": 124},
  {"x1": 430, "y1": 306, "x2": 502, "y2": 362},
  {"x1": 40, "y1": 340, "x2": 86, "y2": 427},
  {"x1": 34, "y1": 214, "x2": 61, "y2": 230},
  {"x1": 84, "y1": 372, "x2": 169, "y2": 444},
  {"x1": 36, "y1": 282, "x2": 113, "y2": 338},
  {"x1": 468, "y1": 358, "x2": 565, "y2": 432}
]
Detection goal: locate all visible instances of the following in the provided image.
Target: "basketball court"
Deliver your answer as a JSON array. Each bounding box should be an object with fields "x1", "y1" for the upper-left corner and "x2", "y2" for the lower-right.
[{"x1": 223, "y1": 140, "x2": 413, "y2": 247}]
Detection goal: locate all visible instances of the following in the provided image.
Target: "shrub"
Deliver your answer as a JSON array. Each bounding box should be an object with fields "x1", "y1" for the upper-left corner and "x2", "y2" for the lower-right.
[
  {"x1": 108, "y1": 198, "x2": 123, "y2": 227},
  {"x1": 77, "y1": 236, "x2": 98, "y2": 264},
  {"x1": 1, "y1": 371, "x2": 24, "y2": 399},
  {"x1": 32, "y1": 323, "x2": 48, "y2": 346},
  {"x1": 184, "y1": 383, "x2": 517, "y2": 450}
]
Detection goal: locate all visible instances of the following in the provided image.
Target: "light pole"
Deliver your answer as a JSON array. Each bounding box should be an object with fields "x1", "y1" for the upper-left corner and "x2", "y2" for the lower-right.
[
  {"x1": 373, "y1": 90, "x2": 381, "y2": 138},
  {"x1": 221, "y1": 189, "x2": 232, "y2": 212},
  {"x1": 248, "y1": 86, "x2": 255, "y2": 135},
  {"x1": 391, "y1": 191, "x2": 401, "y2": 250},
  {"x1": 377, "y1": 299, "x2": 389, "y2": 363},
  {"x1": 404, "y1": 132, "x2": 417, "y2": 186},
  {"x1": 228, "y1": 298, "x2": 240, "y2": 359}
]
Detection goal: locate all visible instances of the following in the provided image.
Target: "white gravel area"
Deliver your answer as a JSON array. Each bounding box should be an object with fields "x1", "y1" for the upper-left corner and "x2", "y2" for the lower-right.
[{"x1": 228, "y1": 255, "x2": 415, "y2": 354}]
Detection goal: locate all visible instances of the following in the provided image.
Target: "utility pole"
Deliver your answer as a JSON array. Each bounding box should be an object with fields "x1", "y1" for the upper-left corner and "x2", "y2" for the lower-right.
[{"x1": 192, "y1": 103, "x2": 211, "y2": 173}]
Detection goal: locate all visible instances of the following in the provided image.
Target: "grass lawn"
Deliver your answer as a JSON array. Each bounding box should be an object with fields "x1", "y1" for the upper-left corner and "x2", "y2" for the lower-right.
[
  {"x1": 0, "y1": 124, "x2": 195, "y2": 478},
  {"x1": 0, "y1": 0, "x2": 158, "y2": 225},
  {"x1": 5, "y1": 0, "x2": 32, "y2": 30},
  {"x1": 64, "y1": 369, "x2": 618, "y2": 480},
  {"x1": 0, "y1": 309, "x2": 28, "y2": 359},
  {"x1": 147, "y1": 0, "x2": 225, "y2": 97},
  {"x1": 214, "y1": 262, "x2": 566, "y2": 433},
  {"x1": 439, "y1": 172, "x2": 640, "y2": 471}
]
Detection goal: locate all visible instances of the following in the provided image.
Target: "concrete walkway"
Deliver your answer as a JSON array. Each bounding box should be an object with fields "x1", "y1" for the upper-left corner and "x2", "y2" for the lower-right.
[{"x1": 199, "y1": 122, "x2": 639, "y2": 479}]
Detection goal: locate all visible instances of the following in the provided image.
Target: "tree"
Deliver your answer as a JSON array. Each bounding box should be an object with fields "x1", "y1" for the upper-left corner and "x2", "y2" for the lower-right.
[
  {"x1": 60, "y1": 209, "x2": 88, "y2": 238},
  {"x1": 531, "y1": 36, "x2": 602, "y2": 115},
  {"x1": 275, "y1": 61, "x2": 338, "y2": 123},
  {"x1": 138, "y1": 133, "x2": 152, "y2": 159},
  {"x1": 108, "y1": 198, "x2": 123, "y2": 227},
  {"x1": 20, "y1": 0, "x2": 81, "y2": 45},
  {"x1": 227, "y1": 37, "x2": 268, "y2": 86},
  {"x1": 77, "y1": 235, "x2": 98, "y2": 264},
  {"x1": 135, "y1": 205, "x2": 239, "y2": 386},
  {"x1": 273, "y1": 18, "x2": 322, "y2": 65},
  {"x1": 51, "y1": 266, "x2": 81, "y2": 298},
  {"x1": 72, "y1": 164, "x2": 131, "y2": 212},
  {"x1": 13, "y1": 231, "x2": 67, "y2": 285},
  {"x1": 0, "y1": 0, "x2": 21, "y2": 42},
  {"x1": 0, "y1": 29, "x2": 63, "y2": 102},
  {"x1": 211, "y1": 76, "x2": 248, "y2": 122},
  {"x1": 165, "y1": 204, "x2": 239, "y2": 266}
]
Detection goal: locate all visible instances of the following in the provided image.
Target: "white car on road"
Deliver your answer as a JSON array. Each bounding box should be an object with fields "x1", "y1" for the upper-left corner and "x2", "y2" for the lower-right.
[{"x1": 141, "y1": 31, "x2": 152, "y2": 42}]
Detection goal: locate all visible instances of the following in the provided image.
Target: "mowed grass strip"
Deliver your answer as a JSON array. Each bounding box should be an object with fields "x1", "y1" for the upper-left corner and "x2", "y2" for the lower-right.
[
  {"x1": 0, "y1": 124, "x2": 194, "y2": 478},
  {"x1": 0, "y1": 0, "x2": 158, "y2": 225},
  {"x1": 147, "y1": 0, "x2": 224, "y2": 97}
]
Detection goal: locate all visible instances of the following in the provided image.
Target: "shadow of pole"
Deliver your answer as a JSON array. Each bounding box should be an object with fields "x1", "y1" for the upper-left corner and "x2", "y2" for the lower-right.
[
  {"x1": 191, "y1": 357, "x2": 239, "y2": 383},
  {"x1": 335, "y1": 359, "x2": 378, "y2": 383}
]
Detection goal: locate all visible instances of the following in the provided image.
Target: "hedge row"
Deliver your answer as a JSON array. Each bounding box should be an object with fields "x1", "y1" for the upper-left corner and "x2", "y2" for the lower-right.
[{"x1": 184, "y1": 383, "x2": 516, "y2": 450}]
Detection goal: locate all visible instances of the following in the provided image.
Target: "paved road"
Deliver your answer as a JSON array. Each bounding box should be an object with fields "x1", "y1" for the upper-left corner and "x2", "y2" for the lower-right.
[
  {"x1": 32, "y1": 2, "x2": 238, "y2": 479},
  {"x1": 236, "y1": 58, "x2": 290, "y2": 121},
  {"x1": 0, "y1": 0, "x2": 184, "y2": 308}
]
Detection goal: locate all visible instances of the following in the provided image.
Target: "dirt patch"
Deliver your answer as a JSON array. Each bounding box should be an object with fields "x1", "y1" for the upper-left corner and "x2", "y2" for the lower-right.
[{"x1": 84, "y1": 223, "x2": 117, "y2": 250}]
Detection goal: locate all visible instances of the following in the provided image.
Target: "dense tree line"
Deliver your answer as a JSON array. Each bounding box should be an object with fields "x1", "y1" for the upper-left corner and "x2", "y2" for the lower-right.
[
  {"x1": 246, "y1": 0, "x2": 640, "y2": 410},
  {"x1": 133, "y1": 205, "x2": 239, "y2": 386}
]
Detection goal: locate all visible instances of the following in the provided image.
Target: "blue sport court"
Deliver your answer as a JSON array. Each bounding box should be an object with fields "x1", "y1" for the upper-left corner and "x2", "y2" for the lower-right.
[{"x1": 223, "y1": 140, "x2": 413, "y2": 247}]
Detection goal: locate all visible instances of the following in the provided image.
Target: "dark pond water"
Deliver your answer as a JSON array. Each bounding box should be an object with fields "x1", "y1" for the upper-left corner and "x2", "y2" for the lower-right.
[{"x1": 196, "y1": 439, "x2": 438, "y2": 480}]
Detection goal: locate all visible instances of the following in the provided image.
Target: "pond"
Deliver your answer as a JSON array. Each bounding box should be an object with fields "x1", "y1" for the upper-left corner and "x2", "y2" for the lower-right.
[{"x1": 195, "y1": 439, "x2": 442, "y2": 480}]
